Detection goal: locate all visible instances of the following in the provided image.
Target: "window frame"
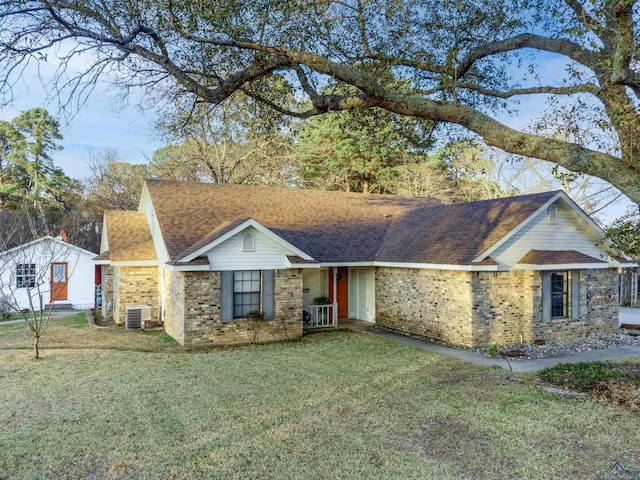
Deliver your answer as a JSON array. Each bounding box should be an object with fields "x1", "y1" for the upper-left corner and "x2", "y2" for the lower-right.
[
  {"x1": 232, "y1": 270, "x2": 261, "y2": 318},
  {"x1": 543, "y1": 270, "x2": 580, "y2": 322},
  {"x1": 16, "y1": 263, "x2": 36, "y2": 289},
  {"x1": 550, "y1": 271, "x2": 569, "y2": 319}
]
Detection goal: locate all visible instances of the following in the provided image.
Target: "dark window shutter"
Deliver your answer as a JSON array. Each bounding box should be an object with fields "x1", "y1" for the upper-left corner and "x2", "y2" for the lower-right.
[
  {"x1": 542, "y1": 271, "x2": 551, "y2": 323},
  {"x1": 571, "y1": 271, "x2": 580, "y2": 320},
  {"x1": 221, "y1": 271, "x2": 234, "y2": 322},
  {"x1": 262, "y1": 270, "x2": 275, "y2": 320}
]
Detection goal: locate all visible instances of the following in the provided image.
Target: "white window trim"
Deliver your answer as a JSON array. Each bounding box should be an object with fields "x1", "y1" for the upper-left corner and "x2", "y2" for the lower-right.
[{"x1": 16, "y1": 263, "x2": 36, "y2": 289}]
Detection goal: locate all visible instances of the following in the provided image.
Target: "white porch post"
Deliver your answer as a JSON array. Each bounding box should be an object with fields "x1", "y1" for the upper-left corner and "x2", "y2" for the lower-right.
[{"x1": 332, "y1": 266, "x2": 338, "y2": 326}]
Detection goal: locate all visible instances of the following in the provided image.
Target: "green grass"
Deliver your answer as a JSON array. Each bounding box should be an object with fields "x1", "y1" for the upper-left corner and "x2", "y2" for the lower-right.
[{"x1": 1, "y1": 322, "x2": 639, "y2": 479}]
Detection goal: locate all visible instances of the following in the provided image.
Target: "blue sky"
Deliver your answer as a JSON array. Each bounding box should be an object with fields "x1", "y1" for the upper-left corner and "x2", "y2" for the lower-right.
[{"x1": 1, "y1": 67, "x2": 164, "y2": 181}]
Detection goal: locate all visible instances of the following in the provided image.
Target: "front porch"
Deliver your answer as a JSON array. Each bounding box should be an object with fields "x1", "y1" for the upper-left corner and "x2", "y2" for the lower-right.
[{"x1": 302, "y1": 266, "x2": 376, "y2": 330}]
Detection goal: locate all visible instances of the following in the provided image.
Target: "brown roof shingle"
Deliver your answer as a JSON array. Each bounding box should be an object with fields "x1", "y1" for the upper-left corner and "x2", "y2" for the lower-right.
[
  {"x1": 517, "y1": 250, "x2": 606, "y2": 265},
  {"x1": 104, "y1": 211, "x2": 157, "y2": 262},
  {"x1": 144, "y1": 181, "x2": 562, "y2": 265},
  {"x1": 147, "y1": 180, "x2": 440, "y2": 263},
  {"x1": 376, "y1": 191, "x2": 559, "y2": 264}
]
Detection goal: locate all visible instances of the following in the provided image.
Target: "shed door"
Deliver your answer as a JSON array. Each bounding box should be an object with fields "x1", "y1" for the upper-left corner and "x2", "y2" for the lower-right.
[{"x1": 51, "y1": 262, "x2": 68, "y2": 301}]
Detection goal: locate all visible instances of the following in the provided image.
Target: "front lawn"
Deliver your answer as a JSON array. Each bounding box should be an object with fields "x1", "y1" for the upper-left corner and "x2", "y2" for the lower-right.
[{"x1": 1, "y1": 317, "x2": 639, "y2": 479}]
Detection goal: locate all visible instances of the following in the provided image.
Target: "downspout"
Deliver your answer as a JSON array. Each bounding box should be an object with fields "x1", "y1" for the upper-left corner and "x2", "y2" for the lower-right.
[{"x1": 333, "y1": 267, "x2": 338, "y2": 326}]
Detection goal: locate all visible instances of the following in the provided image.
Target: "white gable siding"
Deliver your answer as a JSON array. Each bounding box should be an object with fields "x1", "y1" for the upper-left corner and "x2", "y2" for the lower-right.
[
  {"x1": 0, "y1": 239, "x2": 96, "y2": 310},
  {"x1": 139, "y1": 190, "x2": 168, "y2": 263},
  {"x1": 491, "y1": 201, "x2": 606, "y2": 267},
  {"x1": 206, "y1": 227, "x2": 294, "y2": 270},
  {"x1": 353, "y1": 267, "x2": 376, "y2": 322}
]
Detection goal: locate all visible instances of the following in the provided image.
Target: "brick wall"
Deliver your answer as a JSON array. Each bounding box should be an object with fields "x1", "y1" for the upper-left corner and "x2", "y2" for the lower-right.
[
  {"x1": 471, "y1": 270, "x2": 536, "y2": 345},
  {"x1": 164, "y1": 269, "x2": 304, "y2": 346},
  {"x1": 532, "y1": 268, "x2": 618, "y2": 342},
  {"x1": 163, "y1": 268, "x2": 185, "y2": 345},
  {"x1": 375, "y1": 267, "x2": 619, "y2": 348},
  {"x1": 101, "y1": 265, "x2": 114, "y2": 321},
  {"x1": 112, "y1": 266, "x2": 159, "y2": 324},
  {"x1": 375, "y1": 267, "x2": 475, "y2": 346}
]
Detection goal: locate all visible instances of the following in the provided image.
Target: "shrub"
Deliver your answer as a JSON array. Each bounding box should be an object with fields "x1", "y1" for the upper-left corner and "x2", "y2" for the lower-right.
[
  {"x1": 313, "y1": 295, "x2": 331, "y2": 305},
  {"x1": 539, "y1": 362, "x2": 621, "y2": 392}
]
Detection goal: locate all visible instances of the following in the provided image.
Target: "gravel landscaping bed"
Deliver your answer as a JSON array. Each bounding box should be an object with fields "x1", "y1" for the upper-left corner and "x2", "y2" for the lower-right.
[{"x1": 476, "y1": 327, "x2": 640, "y2": 360}]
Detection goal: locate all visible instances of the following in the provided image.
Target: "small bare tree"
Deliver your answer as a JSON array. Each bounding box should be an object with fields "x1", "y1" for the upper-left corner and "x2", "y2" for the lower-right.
[{"x1": 0, "y1": 213, "x2": 81, "y2": 359}]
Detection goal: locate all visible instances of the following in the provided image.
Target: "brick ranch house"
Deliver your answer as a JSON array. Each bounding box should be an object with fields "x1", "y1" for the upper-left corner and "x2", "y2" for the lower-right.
[{"x1": 95, "y1": 180, "x2": 635, "y2": 347}]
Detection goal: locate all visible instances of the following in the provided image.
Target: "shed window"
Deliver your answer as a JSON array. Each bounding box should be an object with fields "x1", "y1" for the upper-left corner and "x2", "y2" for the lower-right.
[
  {"x1": 16, "y1": 264, "x2": 36, "y2": 288},
  {"x1": 242, "y1": 232, "x2": 255, "y2": 252}
]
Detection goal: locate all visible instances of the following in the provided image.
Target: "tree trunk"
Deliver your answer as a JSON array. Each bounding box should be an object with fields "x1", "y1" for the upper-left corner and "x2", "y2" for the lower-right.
[
  {"x1": 362, "y1": 177, "x2": 370, "y2": 194},
  {"x1": 33, "y1": 334, "x2": 40, "y2": 360}
]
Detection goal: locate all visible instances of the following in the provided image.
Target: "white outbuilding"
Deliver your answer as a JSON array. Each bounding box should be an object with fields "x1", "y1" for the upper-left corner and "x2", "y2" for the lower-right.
[{"x1": 0, "y1": 236, "x2": 98, "y2": 312}]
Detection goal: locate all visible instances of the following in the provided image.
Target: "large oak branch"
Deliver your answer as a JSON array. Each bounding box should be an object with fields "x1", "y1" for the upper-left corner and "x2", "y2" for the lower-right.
[{"x1": 379, "y1": 91, "x2": 640, "y2": 204}]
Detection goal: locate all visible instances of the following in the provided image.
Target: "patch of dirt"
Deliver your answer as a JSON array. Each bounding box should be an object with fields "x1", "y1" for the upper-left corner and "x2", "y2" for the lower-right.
[
  {"x1": 499, "y1": 348, "x2": 527, "y2": 358},
  {"x1": 592, "y1": 381, "x2": 640, "y2": 410}
]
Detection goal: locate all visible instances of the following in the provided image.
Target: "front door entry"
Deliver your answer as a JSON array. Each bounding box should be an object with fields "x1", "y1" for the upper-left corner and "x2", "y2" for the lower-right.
[
  {"x1": 51, "y1": 262, "x2": 68, "y2": 301},
  {"x1": 328, "y1": 267, "x2": 348, "y2": 319}
]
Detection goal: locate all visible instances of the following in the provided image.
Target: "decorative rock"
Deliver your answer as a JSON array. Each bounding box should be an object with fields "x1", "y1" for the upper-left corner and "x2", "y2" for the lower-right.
[{"x1": 476, "y1": 327, "x2": 640, "y2": 360}]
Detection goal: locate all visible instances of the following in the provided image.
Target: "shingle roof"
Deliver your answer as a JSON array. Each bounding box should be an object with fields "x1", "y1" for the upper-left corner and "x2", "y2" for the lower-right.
[
  {"x1": 143, "y1": 181, "x2": 562, "y2": 265},
  {"x1": 517, "y1": 249, "x2": 606, "y2": 265},
  {"x1": 104, "y1": 211, "x2": 157, "y2": 262},
  {"x1": 376, "y1": 191, "x2": 560, "y2": 264},
  {"x1": 146, "y1": 180, "x2": 440, "y2": 263},
  {"x1": 93, "y1": 250, "x2": 110, "y2": 261}
]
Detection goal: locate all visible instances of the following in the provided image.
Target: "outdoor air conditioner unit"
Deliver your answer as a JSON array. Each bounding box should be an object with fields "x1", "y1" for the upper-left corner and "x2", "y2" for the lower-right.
[{"x1": 125, "y1": 305, "x2": 151, "y2": 330}]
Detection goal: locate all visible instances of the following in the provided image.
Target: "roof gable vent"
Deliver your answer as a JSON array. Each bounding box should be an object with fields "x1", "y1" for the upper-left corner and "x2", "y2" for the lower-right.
[
  {"x1": 547, "y1": 205, "x2": 558, "y2": 224},
  {"x1": 242, "y1": 232, "x2": 255, "y2": 252}
]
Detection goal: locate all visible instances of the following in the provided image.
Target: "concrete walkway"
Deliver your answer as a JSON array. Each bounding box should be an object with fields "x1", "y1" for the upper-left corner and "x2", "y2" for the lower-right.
[
  {"x1": 370, "y1": 329, "x2": 640, "y2": 373},
  {"x1": 620, "y1": 306, "x2": 640, "y2": 325}
]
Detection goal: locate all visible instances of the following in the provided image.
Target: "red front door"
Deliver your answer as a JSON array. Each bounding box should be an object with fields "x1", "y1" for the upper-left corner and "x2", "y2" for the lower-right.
[{"x1": 328, "y1": 267, "x2": 348, "y2": 319}]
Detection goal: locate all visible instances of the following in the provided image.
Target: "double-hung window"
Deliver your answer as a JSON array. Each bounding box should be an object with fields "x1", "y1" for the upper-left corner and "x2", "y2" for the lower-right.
[
  {"x1": 221, "y1": 270, "x2": 275, "y2": 322},
  {"x1": 16, "y1": 264, "x2": 36, "y2": 288},
  {"x1": 550, "y1": 272, "x2": 569, "y2": 319},
  {"x1": 233, "y1": 270, "x2": 261, "y2": 318},
  {"x1": 543, "y1": 270, "x2": 580, "y2": 321}
]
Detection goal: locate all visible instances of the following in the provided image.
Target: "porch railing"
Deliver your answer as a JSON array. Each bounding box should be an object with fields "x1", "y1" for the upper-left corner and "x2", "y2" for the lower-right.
[{"x1": 303, "y1": 304, "x2": 337, "y2": 329}]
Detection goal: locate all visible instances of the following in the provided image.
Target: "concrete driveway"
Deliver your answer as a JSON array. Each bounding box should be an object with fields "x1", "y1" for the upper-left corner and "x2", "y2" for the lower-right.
[{"x1": 620, "y1": 307, "x2": 640, "y2": 325}]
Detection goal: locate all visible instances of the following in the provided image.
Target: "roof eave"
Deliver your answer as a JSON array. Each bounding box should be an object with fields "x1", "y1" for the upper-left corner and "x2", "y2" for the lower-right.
[{"x1": 515, "y1": 262, "x2": 609, "y2": 270}]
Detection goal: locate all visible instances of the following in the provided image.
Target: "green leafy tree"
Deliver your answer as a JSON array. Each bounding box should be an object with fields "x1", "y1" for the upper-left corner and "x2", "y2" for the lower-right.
[
  {"x1": 0, "y1": 120, "x2": 24, "y2": 209},
  {"x1": 297, "y1": 106, "x2": 435, "y2": 193},
  {"x1": 604, "y1": 211, "x2": 640, "y2": 259},
  {"x1": 0, "y1": 108, "x2": 71, "y2": 214}
]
